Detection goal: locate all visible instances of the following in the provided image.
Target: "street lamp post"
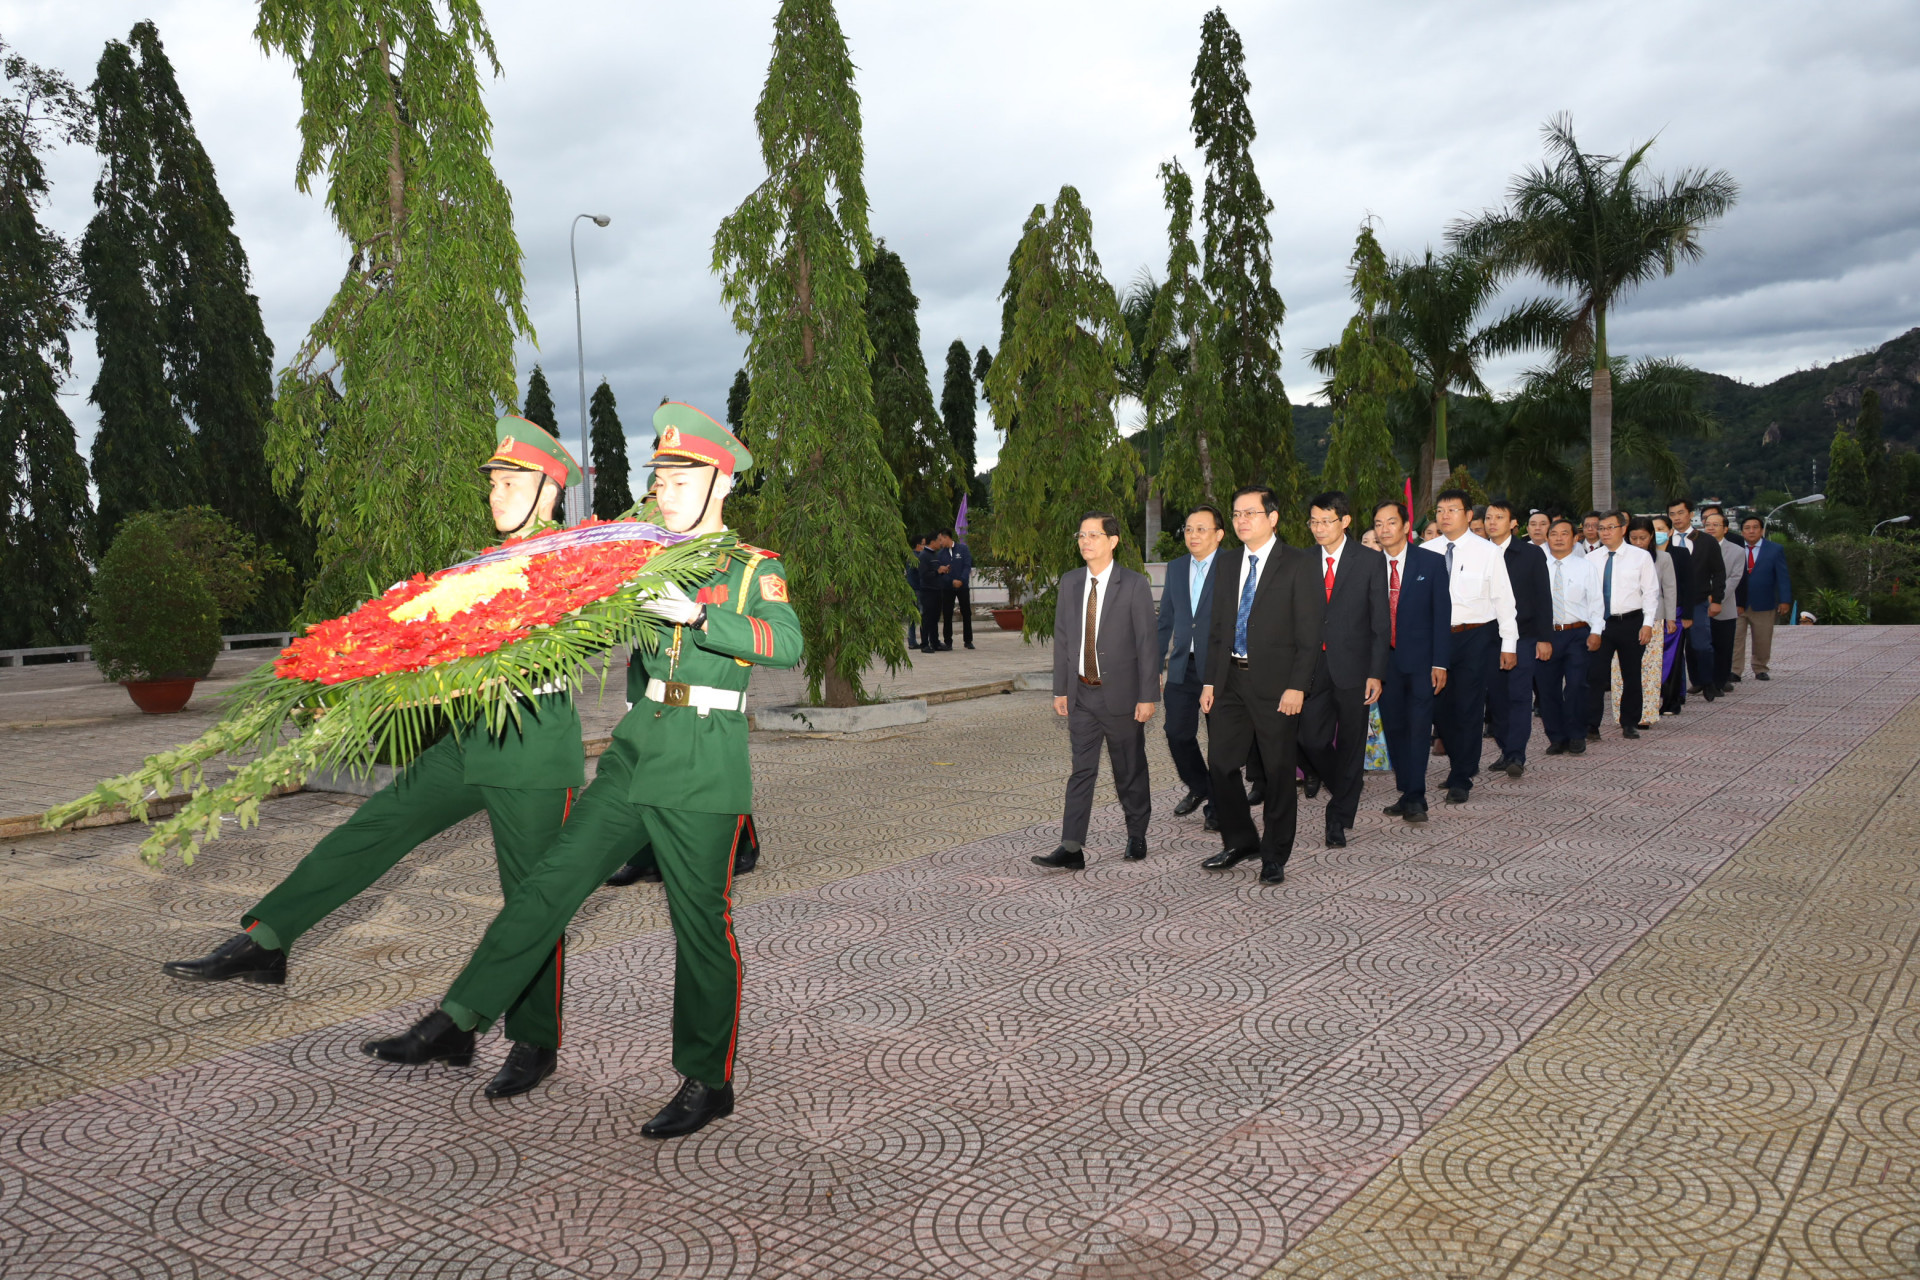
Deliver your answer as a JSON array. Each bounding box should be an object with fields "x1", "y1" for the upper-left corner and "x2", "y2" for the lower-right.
[
  {"x1": 1762, "y1": 492, "x2": 1824, "y2": 532},
  {"x1": 1867, "y1": 514, "x2": 1912, "y2": 607},
  {"x1": 571, "y1": 213, "x2": 611, "y2": 522}
]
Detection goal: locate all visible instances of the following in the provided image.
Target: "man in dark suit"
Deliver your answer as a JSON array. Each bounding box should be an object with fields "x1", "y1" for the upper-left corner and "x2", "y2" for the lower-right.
[
  {"x1": 1198, "y1": 486, "x2": 1324, "y2": 884},
  {"x1": 1482, "y1": 500, "x2": 1553, "y2": 778},
  {"x1": 1297, "y1": 491, "x2": 1388, "y2": 848},
  {"x1": 1667, "y1": 499, "x2": 1724, "y2": 700},
  {"x1": 1037, "y1": 512, "x2": 1160, "y2": 869},
  {"x1": 1734, "y1": 514, "x2": 1792, "y2": 680},
  {"x1": 943, "y1": 530, "x2": 975, "y2": 649},
  {"x1": 916, "y1": 533, "x2": 948, "y2": 653},
  {"x1": 1369, "y1": 502, "x2": 1449, "y2": 822},
  {"x1": 1156, "y1": 503, "x2": 1226, "y2": 828}
]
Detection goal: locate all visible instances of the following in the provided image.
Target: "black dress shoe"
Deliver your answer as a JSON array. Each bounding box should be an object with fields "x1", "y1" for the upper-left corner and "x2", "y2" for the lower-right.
[
  {"x1": 1445, "y1": 786, "x2": 1469, "y2": 804},
  {"x1": 642, "y1": 1077, "x2": 734, "y2": 1139},
  {"x1": 604, "y1": 861, "x2": 651, "y2": 887},
  {"x1": 1504, "y1": 758, "x2": 1525, "y2": 779},
  {"x1": 1402, "y1": 803, "x2": 1429, "y2": 824},
  {"x1": 361, "y1": 1010, "x2": 475, "y2": 1066},
  {"x1": 1301, "y1": 773, "x2": 1322, "y2": 799},
  {"x1": 1730, "y1": 673, "x2": 1742, "y2": 683},
  {"x1": 1201, "y1": 847, "x2": 1258, "y2": 870},
  {"x1": 162, "y1": 934, "x2": 286, "y2": 985},
  {"x1": 1203, "y1": 813, "x2": 1221, "y2": 832},
  {"x1": 1124, "y1": 835, "x2": 1148, "y2": 861},
  {"x1": 1568, "y1": 740, "x2": 1586, "y2": 755},
  {"x1": 1755, "y1": 671, "x2": 1770, "y2": 681},
  {"x1": 1258, "y1": 859, "x2": 1287, "y2": 884},
  {"x1": 1324, "y1": 825, "x2": 1346, "y2": 849},
  {"x1": 1382, "y1": 799, "x2": 1407, "y2": 816},
  {"x1": 964, "y1": 642, "x2": 975, "y2": 649},
  {"x1": 1246, "y1": 786, "x2": 1266, "y2": 807},
  {"x1": 1586, "y1": 730, "x2": 1601, "y2": 743},
  {"x1": 1544, "y1": 741, "x2": 1568, "y2": 756},
  {"x1": 1173, "y1": 791, "x2": 1203, "y2": 817},
  {"x1": 1621, "y1": 725, "x2": 1640, "y2": 739},
  {"x1": 1701, "y1": 686, "x2": 1717, "y2": 702},
  {"x1": 1031, "y1": 846, "x2": 1086, "y2": 870},
  {"x1": 485, "y1": 1042, "x2": 557, "y2": 1099}
]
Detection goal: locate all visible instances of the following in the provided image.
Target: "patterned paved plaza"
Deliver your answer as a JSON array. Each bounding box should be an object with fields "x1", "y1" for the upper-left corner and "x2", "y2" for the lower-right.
[{"x1": 1, "y1": 627, "x2": 1917, "y2": 1277}]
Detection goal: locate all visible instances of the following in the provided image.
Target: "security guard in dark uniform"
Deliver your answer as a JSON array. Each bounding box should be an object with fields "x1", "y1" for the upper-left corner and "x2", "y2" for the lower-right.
[
  {"x1": 163, "y1": 418, "x2": 589, "y2": 1100},
  {"x1": 365, "y1": 402, "x2": 801, "y2": 1138}
]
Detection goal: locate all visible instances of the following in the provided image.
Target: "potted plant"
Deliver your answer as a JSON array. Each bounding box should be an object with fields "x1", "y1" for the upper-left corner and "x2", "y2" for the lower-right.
[
  {"x1": 990, "y1": 564, "x2": 1034, "y2": 631},
  {"x1": 89, "y1": 513, "x2": 221, "y2": 713}
]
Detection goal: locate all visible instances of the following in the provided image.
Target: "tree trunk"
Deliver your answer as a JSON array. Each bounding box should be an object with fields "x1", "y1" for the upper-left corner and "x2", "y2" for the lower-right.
[
  {"x1": 823, "y1": 663, "x2": 856, "y2": 708},
  {"x1": 1427, "y1": 392, "x2": 1450, "y2": 511},
  {"x1": 1415, "y1": 432, "x2": 1435, "y2": 517},
  {"x1": 1590, "y1": 307, "x2": 1613, "y2": 511}
]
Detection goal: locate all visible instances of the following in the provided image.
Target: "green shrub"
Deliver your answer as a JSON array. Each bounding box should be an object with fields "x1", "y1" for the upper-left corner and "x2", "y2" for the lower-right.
[
  {"x1": 88, "y1": 513, "x2": 221, "y2": 681},
  {"x1": 1807, "y1": 586, "x2": 1868, "y2": 625}
]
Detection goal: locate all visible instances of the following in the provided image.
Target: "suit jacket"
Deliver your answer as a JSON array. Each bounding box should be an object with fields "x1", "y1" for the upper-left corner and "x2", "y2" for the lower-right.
[
  {"x1": 1500, "y1": 537, "x2": 1553, "y2": 645},
  {"x1": 1387, "y1": 545, "x2": 1453, "y2": 675},
  {"x1": 1742, "y1": 537, "x2": 1793, "y2": 611},
  {"x1": 1308, "y1": 539, "x2": 1390, "y2": 689},
  {"x1": 949, "y1": 543, "x2": 973, "y2": 587},
  {"x1": 1053, "y1": 565, "x2": 1160, "y2": 716},
  {"x1": 1678, "y1": 529, "x2": 1725, "y2": 605},
  {"x1": 1203, "y1": 543, "x2": 1324, "y2": 701},
  {"x1": 1666, "y1": 538, "x2": 1696, "y2": 612},
  {"x1": 1156, "y1": 552, "x2": 1218, "y2": 686}
]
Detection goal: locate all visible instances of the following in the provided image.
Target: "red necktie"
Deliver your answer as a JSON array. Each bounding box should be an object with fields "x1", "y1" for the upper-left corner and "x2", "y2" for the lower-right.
[
  {"x1": 1747, "y1": 545, "x2": 1756, "y2": 571},
  {"x1": 1389, "y1": 557, "x2": 1401, "y2": 648},
  {"x1": 1324, "y1": 554, "x2": 1335, "y2": 601}
]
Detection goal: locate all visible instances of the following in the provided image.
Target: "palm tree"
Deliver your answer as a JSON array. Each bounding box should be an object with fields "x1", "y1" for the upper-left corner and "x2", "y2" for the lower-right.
[
  {"x1": 1451, "y1": 114, "x2": 1737, "y2": 509},
  {"x1": 1317, "y1": 247, "x2": 1564, "y2": 514}
]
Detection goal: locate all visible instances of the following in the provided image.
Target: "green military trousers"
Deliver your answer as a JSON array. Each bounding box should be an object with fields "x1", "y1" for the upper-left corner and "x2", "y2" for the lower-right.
[
  {"x1": 443, "y1": 736, "x2": 747, "y2": 1088},
  {"x1": 244, "y1": 732, "x2": 573, "y2": 1050}
]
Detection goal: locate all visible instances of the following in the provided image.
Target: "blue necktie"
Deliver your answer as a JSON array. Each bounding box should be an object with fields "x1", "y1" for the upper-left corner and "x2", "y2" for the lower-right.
[
  {"x1": 1603, "y1": 550, "x2": 1615, "y2": 621},
  {"x1": 1234, "y1": 554, "x2": 1259, "y2": 656}
]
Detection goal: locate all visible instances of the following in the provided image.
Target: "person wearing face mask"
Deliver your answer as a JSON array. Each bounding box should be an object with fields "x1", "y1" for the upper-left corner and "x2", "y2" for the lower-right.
[
  {"x1": 161, "y1": 418, "x2": 590, "y2": 1101},
  {"x1": 1645, "y1": 515, "x2": 1682, "y2": 721},
  {"x1": 365, "y1": 403, "x2": 801, "y2": 1138}
]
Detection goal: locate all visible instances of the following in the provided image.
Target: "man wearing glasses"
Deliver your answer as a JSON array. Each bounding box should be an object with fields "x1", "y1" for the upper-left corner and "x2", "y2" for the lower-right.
[
  {"x1": 1422, "y1": 488, "x2": 1517, "y2": 804},
  {"x1": 1584, "y1": 509, "x2": 1659, "y2": 740},
  {"x1": 1157, "y1": 504, "x2": 1227, "y2": 830},
  {"x1": 1037, "y1": 513, "x2": 1160, "y2": 869},
  {"x1": 1198, "y1": 487, "x2": 1323, "y2": 884}
]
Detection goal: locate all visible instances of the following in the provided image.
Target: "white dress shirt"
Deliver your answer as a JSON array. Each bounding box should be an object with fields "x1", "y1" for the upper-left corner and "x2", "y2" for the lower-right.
[
  {"x1": 1078, "y1": 561, "x2": 1116, "y2": 677},
  {"x1": 1590, "y1": 540, "x2": 1660, "y2": 621},
  {"x1": 1229, "y1": 537, "x2": 1276, "y2": 657},
  {"x1": 1315, "y1": 536, "x2": 1350, "y2": 592},
  {"x1": 1420, "y1": 529, "x2": 1519, "y2": 652},
  {"x1": 1546, "y1": 549, "x2": 1605, "y2": 632}
]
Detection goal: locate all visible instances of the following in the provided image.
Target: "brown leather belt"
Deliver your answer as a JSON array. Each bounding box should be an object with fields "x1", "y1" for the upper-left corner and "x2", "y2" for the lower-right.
[
  {"x1": 1078, "y1": 674, "x2": 1101, "y2": 686},
  {"x1": 1553, "y1": 621, "x2": 1589, "y2": 631},
  {"x1": 1450, "y1": 621, "x2": 1487, "y2": 633}
]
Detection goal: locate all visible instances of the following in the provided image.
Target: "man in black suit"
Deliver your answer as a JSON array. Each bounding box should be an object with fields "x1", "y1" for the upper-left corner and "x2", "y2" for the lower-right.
[
  {"x1": 1156, "y1": 503, "x2": 1226, "y2": 829},
  {"x1": 1037, "y1": 512, "x2": 1159, "y2": 869},
  {"x1": 1198, "y1": 486, "x2": 1324, "y2": 884},
  {"x1": 1667, "y1": 498, "x2": 1725, "y2": 702},
  {"x1": 1297, "y1": 491, "x2": 1388, "y2": 848},
  {"x1": 1482, "y1": 500, "x2": 1553, "y2": 778},
  {"x1": 1370, "y1": 502, "x2": 1450, "y2": 822}
]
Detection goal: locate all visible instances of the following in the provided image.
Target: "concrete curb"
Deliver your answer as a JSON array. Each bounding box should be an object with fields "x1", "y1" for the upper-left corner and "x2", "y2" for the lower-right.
[
  {"x1": 1011, "y1": 671, "x2": 1053, "y2": 691},
  {"x1": 754, "y1": 700, "x2": 930, "y2": 733}
]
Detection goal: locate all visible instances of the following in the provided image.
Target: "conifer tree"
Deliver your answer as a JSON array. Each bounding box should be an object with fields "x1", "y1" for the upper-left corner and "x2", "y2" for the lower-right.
[
  {"x1": 1191, "y1": 8, "x2": 1299, "y2": 523},
  {"x1": 588, "y1": 378, "x2": 631, "y2": 517},
  {"x1": 864, "y1": 242, "x2": 958, "y2": 537},
  {"x1": 986, "y1": 186, "x2": 1138, "y2": 637},
  {"x1": 725, "y1": 368, "x2": 762, "y2": 495},
  {"x1": 522, "y1": 363, "x2": 558, "y2": 436},
  {"x1": 256, "y1": 0, "x2": 531, "y2": 619},
  {"x1": 973, "y1": 345, "x2": 993, "y2": 394},
  {"x1": 0, "y1": 43, "x2": 95, "y2": 647},
  {"x1": 1828, "y1": 422, "x2": 1869, "y2": 511},
  {"x1": 1143, "y1": 159, "x2": 1227, "y2": 519},
  {"x1": 940, "y1": 338, "x2": 977, "y2": 486},
  {"x1": 82, "y1": 37, "x2": 197, "y2": 551},
  {"x1": 1318, "y1": 225, "x2": 1414, "y2": 516},
  {"x1": 128, "y1": 23, "x2": 294, "y2": 561},
  {"x1": 713, "y1": 0, "x2": 912, "y2": 706}
]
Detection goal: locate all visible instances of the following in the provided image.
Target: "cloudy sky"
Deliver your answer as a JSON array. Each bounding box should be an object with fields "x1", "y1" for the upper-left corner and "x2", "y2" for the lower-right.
[{"x1": 8, "y1": 0, "x2": 1918, "y2": 479}]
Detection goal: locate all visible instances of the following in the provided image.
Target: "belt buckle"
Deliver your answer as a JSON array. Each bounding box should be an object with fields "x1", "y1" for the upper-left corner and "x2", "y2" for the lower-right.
[{"x1": 663, "y1": 681, "x2": 692, "y2": 707}]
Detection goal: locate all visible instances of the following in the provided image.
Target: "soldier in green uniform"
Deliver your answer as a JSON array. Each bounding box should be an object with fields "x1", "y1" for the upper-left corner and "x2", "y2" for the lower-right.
[
  {"x1": 364, "y1": 402, "x2": 801, "y2": 1138},
  {"x1": 163, "y1": 417, "x2": 589, "y2": 1100}
]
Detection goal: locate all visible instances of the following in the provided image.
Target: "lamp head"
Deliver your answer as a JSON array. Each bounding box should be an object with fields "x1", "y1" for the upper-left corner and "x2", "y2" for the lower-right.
[
  {"x1": 590, "y1": 214, "x2": 611, "y2": 227},
  {"x1": 1797, "y1": 493, "x2": 1824, "y2": 505}
]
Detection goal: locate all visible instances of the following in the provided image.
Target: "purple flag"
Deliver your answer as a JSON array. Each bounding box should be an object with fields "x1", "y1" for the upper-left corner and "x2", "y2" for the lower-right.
[{"x1": 955, "y1": 493, "x2": 970, "y2": 537}]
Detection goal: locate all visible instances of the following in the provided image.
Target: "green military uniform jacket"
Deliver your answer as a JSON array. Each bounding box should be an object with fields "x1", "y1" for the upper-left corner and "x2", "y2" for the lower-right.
[
  {"x1": 619, "y1": 542, "x2": 801, "y2": 814},
  {"x1": 452, "y1": 691, "x2": 586, "y2": 790}
]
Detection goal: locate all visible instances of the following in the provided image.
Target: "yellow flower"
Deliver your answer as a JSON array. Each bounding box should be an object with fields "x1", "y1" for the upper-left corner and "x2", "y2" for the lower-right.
[{"x1": 389, "y1": 558, "x2": 531, "y2": 624}]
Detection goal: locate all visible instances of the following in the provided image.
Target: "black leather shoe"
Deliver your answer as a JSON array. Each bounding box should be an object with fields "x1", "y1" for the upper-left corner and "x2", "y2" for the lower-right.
[
  {"x1": 1621, "y1": 725, "x2": 1640, "y2": 739},
  {"x1": 1701, "y1": 686, "x2": 1717, "y2": 702},
  {"x1": 1246, "y1": 785, "x2": 1265, "y2": 807},
  {"x1": 361, "y1": 1010, "x2": 475, "y2": 1066},
  {"x1": 1402, "y1": 803, "x2": 1429, "y2": 824},
  {"x1": 162, "y1": 934, "x2": 286, "y2": 985},
  {"x1": 964, "y1": 642, "x2": 975, "y2": 649},
  {"x1": 1201, "y1": 846, "x2": 1258, "y2": 870},
  {"x1": 1258, "y1": 859, "x2": 1287, "y2": 884},
  {"x1": 1031, "y1": 846, "x2": 1085, "y2": 870},
  {"x1": 1382, "y1": 799, "x2": 1407, "y2": 816},
  {"x1": 1301, "y1": 772, "x2": 1322, "y2": 799},
  {"x1": 1718, "y1": 682, "x2": 1734, "y2": 695},
  {"x1": 1586, "y1": 730, "x2": 1601, "y2": 743},
  {"x1": 1324, "y1": 825, "x2": 1346, "y2": 849},
  {"x1": 1504, "y1": 758, "x2": 1525, "y2": 779},
  {"x1": 642, "y1": 1077, "x2": 734, "y2": 1138},
  {"x1": 1730, "y1": 673, "x2": 1742, "y2": 683},
  {"x1": 1568, "y1": 740, "x2": 1586, "y2": 755},
  {"x1": 1173, "y1": 792, "x2": 1203, "y2": 817},
  {"x1": 1755, "y1": 671, "x2": 1770, "y2": 681},
  {"x1": 485, "y1": 1041, "x2": 557, "y2": 1099},
  {"x1": 1203, "y1": 812, "x2": 1221, "y2": 832},
  {"x1": 604, "y1": 861, "x2": 652, "y2": 887},
  {"x1": 734, "y1": 843, "x2": 759, "y2": 877},
  {"x1": 1445, "y1": 786, "x2": 1469, "y2": 805},
  {"x1": 1124, "y1": 835, "x2": 1147, "y2": 861},
  {"x1": 1544, "y1": 741, "x2": 1568, "y2": 756}
]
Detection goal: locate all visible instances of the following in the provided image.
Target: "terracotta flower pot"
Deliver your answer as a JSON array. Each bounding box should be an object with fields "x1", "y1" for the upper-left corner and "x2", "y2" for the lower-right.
[
  {"x1": 122, "y1": 678, "x2": 199, "y2": 714},
  {"x1": 992, "y1": 608, "x2": 1024, "y2": 632}
]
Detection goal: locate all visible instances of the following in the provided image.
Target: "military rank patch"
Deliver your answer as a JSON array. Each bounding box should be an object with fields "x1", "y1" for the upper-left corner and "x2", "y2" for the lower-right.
[
  {"x1": 696, "y1": 585, "x2": 730, "y2": 605},
  {"x1": 759, "y1": 575, "x2": 789, "y2": 603},
  {"x1": 749, "y1": 616, "x2": 774, "y2": 658}
]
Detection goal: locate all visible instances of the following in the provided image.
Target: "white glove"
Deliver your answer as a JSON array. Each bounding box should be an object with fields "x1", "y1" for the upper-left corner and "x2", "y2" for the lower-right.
[{"x1": 640, "y1": 582, "x2": 704, "y2": 627}]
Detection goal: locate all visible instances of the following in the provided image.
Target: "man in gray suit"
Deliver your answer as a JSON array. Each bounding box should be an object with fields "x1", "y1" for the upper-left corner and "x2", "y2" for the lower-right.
[{"x1": 1036, "y1": 512, "x2": 1160, "y2": 870}]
